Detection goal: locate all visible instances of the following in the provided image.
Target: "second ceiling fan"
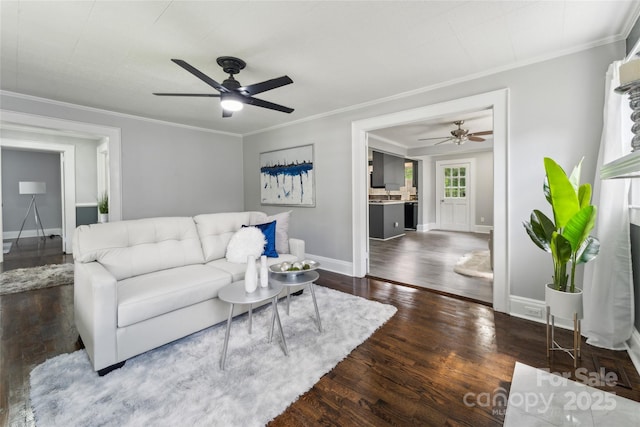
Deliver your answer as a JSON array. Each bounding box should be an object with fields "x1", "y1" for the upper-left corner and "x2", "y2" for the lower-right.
[
  {"x1": 154, "y1": 56, "x2": 294, "y2": 118},
  {"x1": 419, "y1": 120, "x2": 492, "y2": 145}
]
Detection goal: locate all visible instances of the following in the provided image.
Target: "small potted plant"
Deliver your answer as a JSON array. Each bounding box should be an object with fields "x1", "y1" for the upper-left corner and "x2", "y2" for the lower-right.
[
  {"x1": 523, "y1": 157, "x2": 600, "y2": 319},
  {"x1": 98, "y1": 192, "x2": 109, "y2": 223}
]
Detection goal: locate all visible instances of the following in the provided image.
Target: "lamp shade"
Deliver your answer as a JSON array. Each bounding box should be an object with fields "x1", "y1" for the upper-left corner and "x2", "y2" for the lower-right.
[{"x1": 19, "y1": 181, "x2": 46, "y2": 195}]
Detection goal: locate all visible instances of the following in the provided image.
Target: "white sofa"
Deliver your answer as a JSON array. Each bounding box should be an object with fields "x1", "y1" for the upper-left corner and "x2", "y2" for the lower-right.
[{"x1": 73, "y1": 211, "x2": 304, "y2": 375}]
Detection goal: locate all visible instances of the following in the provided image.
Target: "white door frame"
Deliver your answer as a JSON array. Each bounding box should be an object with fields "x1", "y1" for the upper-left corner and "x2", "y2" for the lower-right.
[
  {"x1": 0, "y1": 139, "x2": 76, "y2": 253},
  {"x1": 352, "y1": 88, "x2": 509, "y2": 313},
  {"x1": 435, "y1": 158, "x2": 475, "y2": 232},
  {"x1": 0, "y1": 109, "x2": 122, "y2": 257}
]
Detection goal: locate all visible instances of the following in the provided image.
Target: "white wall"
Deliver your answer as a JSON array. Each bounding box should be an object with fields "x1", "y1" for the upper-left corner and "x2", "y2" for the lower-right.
[
  {"x1": 244, "y1": 41, "x2": 623, "y2": 301},
  {"x1": 0, "y1": 93, "x2": 245, "y2": 218}
]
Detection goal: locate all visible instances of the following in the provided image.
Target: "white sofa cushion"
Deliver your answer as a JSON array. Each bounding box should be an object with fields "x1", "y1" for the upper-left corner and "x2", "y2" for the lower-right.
[
  {"x1": 194, "y1": 212, "x2": 268, "y2": 262},
  {"x1": 264, "y1": 210, "x2": 292, "y2": 254},
  {"x1": 117, "y1": 264, "x2": 231, "y2": 327},
  {"x1": 73, "y1": 217, "x2": 205, "y2": 281},
  {"x1": 209, "y1": 253, "x2": 299, "y2": 282}
]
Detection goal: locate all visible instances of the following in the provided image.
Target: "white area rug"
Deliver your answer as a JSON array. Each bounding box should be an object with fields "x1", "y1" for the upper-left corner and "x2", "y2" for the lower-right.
[
  {"x1": 504, "y1": 362, "x2": 640, "y2": 426},
  {"x1": 30, "y1": 286, "x2": 397, "y2": 426},
  {"x1": 3, "y1": 241, "x2": 11, "y2": 254},
  {"x1": 453, "y1": 249, "x2": 493, "y2": 280},
  {"x1": 0, "y1": 263, "x2": 74, "y2": 295}
]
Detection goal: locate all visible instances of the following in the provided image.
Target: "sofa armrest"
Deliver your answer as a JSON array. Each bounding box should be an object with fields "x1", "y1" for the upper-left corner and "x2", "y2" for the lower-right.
[
  {"x1": 288, "y1": 238, "x2": 305, "y2": 260},
  {"x1": 74, "y1": 261, "x2": 119, "y2": 372}
]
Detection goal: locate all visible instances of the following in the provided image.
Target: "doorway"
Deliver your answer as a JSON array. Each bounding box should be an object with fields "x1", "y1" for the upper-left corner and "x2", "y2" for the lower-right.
[
  {"x1": 0, "y1": 110, "x2": 122, "y2": 263},
  {"x1": 352, "y1": 89, "x2": 509, "y2": 313}
]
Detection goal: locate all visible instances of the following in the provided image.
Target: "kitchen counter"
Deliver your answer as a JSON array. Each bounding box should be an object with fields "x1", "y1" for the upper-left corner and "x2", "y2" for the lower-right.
[{"x1": 368, "y1": 200, "x2": 406, "y2": 205}]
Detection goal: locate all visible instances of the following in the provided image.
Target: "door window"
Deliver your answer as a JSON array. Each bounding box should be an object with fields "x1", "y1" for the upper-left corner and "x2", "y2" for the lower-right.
[{"x1": 444, "y1": 166, "x2": 467, "y2": 198}]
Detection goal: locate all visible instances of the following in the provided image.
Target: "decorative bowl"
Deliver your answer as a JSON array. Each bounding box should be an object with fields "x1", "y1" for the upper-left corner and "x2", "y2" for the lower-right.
[{"x1": 269, "y1": 260, "x2": 320, "y2": 276}]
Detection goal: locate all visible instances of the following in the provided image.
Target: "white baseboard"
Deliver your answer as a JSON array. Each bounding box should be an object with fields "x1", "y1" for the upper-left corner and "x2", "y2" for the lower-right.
[
  {"x1": 473, "y1": 225, "x2": 493, "y2": 234},
  {"x1": 3, "y1": 227, "x2": 62, "y2": 240},
  {"x1": 509, "y1": 295, "x2": 575, "y2": 331},
  {"x1": 626, "y1": 328, "x2": 640, "y2": 377},
  {"x1": 305, "y1": 253, "x2": 353, "y2": 276},
  {"x1": 416, "y1": 223, "x2": 436, "y2": 232}
]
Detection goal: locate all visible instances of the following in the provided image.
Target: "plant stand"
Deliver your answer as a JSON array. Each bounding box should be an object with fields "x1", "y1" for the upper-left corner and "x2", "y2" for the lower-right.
[{"x1": 546, "y1": 307, "x2": 581, "y2": 368}]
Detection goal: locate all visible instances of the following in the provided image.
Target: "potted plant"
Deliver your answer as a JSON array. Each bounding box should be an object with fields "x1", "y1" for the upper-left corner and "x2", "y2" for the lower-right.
[
  {"x1": 98, "y1": 192, "x2": 109, "y2": 223},
  {"x1": 523, "y1": 157, "x2": 600, "y2": 320}
]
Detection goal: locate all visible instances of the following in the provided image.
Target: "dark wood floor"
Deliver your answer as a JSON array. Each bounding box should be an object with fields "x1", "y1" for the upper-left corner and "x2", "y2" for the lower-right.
[
  {"x1": 2, "y1": 238, "x2": 639, "y2": 426},
  {"x1": 369, "y1": 230, "x2": 493, "y2": 304}
]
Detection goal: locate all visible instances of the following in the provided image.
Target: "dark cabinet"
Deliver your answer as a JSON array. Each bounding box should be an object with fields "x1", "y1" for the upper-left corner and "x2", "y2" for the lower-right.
[
  {"x1": 404, "y1": 202, "x2": 418, "y2": 230},
  {"x1": 371, "y1": 151, "x2": 404, "y2": 188},
  {"x1": 369, "y1": 203, "x2": 405, "y2": 239}
]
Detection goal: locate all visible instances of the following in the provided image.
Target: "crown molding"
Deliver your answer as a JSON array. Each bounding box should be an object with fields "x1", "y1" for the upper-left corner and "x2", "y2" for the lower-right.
[{"x1": 0, "y1": 90, "x2": 242, "y2": 138}]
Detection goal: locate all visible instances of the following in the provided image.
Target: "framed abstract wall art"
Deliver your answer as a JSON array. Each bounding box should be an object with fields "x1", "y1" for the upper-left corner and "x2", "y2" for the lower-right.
[{"x1": 260, "y1": 144, "x2": 315, "y2": 207}]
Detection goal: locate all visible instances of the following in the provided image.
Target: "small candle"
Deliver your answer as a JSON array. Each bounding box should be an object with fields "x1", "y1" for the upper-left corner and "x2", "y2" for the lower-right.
[{"x1": 620, "y1": 59, "x2": 640, "y2": 85}]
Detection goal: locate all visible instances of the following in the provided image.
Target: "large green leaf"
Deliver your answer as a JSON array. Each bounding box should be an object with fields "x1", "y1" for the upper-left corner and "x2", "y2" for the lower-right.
[
  {"x1": 544, "y1": 157, "x2": 580, "y2": 228},
  {"x1": 523, "y1": 210, "x2": 556, "y2": 252},
  {"x1": 578, "y1": 183, "x2": 592, "y2": 209},
  {"x1": 569, "y1": 158, "x2": 583, "y2": 192},
  {"x1": 575, "y1": 236, "x2": 600, "y2": 264},
  {"x1": 562, "y1": 205, "x2": 597, "y2": 251},
  {"x1": 551, "y1": 232, "x2": 572, "y2": 264}
]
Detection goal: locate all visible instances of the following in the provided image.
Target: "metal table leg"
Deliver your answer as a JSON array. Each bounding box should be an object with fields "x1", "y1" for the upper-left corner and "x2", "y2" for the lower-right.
[
  {"x1": 220, "y1": 303, "x2": 235, "y2": 370},
  {"x1": 271, "y1": 297, "x2": 288, "y2": 356},
  {"x1": 308, "y1": 282, "x2": 322, "y2": 332}
]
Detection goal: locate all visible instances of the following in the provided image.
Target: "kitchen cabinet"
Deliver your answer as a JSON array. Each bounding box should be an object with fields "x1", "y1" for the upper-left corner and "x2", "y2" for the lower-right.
[
  {"x1": 371, "y1": 151, "x2": 405, "y2": 188},
  {"x1": 369, "y1": 202, "x2": 405, "y2": 239}
]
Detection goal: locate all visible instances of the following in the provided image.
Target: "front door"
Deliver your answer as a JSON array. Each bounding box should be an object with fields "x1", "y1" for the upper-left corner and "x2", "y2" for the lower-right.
[{"x1": 436, "y1": 160, "x2": 471, "y2": 231}]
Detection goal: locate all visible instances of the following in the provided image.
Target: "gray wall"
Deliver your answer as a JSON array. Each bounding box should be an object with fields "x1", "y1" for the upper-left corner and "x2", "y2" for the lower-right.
[
  {"x1": 1, "y1": 148, "x2": 62, "y2": 232},
  {"x1": 1, "y1": 129, "x2": 99, "y2": 204},
  {"x1": 244, "y1": 41, "x2": 622, "y2": 301},
  {"x1": 0, "y1": 95, "x2": 245, "y2": 219}
]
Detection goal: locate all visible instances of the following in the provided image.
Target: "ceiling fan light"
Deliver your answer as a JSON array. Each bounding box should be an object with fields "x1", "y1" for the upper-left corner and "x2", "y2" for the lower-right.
[{"x1": 220, "y1": 96, "x2": 243, "y2": 112}]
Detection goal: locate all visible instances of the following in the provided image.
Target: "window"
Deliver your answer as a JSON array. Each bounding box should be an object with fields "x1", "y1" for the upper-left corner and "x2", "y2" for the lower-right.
[{"x1": 444, "y1": 166, "x2": 467, "y2": 198}]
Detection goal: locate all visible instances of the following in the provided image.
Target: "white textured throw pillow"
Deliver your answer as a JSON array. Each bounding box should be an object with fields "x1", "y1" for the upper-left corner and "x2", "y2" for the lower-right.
[
  {"x1": 225, "y1": 227, "x2": 267, "y2": 263},
  {"x1": 265, "y1": 210, "x2": 291, "y2": 254}
]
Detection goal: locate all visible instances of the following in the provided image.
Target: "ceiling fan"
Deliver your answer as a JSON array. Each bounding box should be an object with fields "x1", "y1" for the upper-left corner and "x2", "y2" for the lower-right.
[
  {"x1": 418, "y1": 120, "x2": 492, "y2": 145},
  {"x1": 153, "y1": 56, "x2": 294, "y2": 118}
]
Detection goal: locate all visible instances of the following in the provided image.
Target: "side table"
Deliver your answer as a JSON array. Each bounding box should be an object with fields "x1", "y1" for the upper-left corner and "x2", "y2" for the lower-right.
[
  {"x1": 218, "y1": 281, "x2": 287, "y2": 370},
  {"x1": 269, "y1": 270, "x2": 322, "y2": 332}
]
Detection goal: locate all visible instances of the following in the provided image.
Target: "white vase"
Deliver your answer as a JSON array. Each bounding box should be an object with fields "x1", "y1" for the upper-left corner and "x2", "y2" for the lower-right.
[
  {"x1": 545, "y1": 283, "x2": 583, "y2": 320},
  {"x1": 260, "y1": 255, "x2": 269, "y2": 288},
  {"x1": 244, "y1": 256, "x2": 258, "y2": 293},
  {"x1": 98, "y1": 213, "x2": 109, "y2": 223}
]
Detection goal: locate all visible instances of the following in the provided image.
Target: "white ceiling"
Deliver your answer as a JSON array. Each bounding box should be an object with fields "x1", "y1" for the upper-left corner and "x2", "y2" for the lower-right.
[{"x1": 1, "y1": 1, "x2": 638, "y2": 138}]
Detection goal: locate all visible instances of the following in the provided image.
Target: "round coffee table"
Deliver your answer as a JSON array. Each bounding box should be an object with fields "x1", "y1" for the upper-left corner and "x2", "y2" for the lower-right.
[
  {"x1": 269, "y1": 270, "x2": 322, "y2": 332},
  {"x1": 218, "y1": 281, "x2": 287, "y2": 370}
]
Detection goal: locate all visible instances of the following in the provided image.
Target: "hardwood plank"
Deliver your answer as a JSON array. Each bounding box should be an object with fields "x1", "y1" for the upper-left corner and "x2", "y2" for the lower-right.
[{"x1": 2, "y1": 246, "x2": 639, "y2": 426}]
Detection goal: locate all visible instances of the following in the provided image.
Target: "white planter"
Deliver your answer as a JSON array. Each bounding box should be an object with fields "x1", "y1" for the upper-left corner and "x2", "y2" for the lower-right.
[
  {"x1": 545, "y1": 283, "x2": 583, "y2": 320},
  {"x1": 98, "y1": 213, "x2": 109, "y2": 223}
]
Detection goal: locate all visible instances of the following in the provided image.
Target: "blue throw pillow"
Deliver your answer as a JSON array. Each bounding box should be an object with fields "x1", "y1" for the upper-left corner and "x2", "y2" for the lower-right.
[{"x1": 243, "y1": 221, "x2": 279, "y2": 258}]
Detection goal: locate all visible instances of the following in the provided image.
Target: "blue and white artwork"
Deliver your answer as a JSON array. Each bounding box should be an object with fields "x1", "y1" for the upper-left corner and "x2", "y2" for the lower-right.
[{"x1": 260, "y1": 144, "x2": 314, "y2": 206}]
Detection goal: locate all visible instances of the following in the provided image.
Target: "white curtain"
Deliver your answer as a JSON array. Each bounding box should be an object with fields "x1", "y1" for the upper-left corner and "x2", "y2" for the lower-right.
[{"x1": 582, "y1": 61, "x2": 634, "y2": 350}]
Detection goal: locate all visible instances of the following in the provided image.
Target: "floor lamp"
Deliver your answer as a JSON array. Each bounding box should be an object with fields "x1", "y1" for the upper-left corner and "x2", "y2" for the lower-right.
[{"x1": 16, "y1": 181, "x2": 47, "y2": 242}]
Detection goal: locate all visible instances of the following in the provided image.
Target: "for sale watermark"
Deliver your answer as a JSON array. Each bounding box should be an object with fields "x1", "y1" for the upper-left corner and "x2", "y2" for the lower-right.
[{"x1": 463, "y1": 368, "x2": 619, "y2": 416}]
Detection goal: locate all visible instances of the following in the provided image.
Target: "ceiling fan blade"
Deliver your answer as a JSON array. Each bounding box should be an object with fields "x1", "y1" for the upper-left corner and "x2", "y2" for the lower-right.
[
  {"x1": 469, "y1": 130, "x2": 493, "y2": 136},
  {"x1": 240, "y1": 76, "x2": 293, "y2": 96},
  {"x1": 222, "y1": 109, "x2": 233, "y2": 118},
  {"x1": 244, "y1": 96, "x2": 294, "y2": 113},
  {"x1": 469, "y1": 136, "x2": 485, "y2": 142},
  {"x1": 153, "y1": 93, "x2": 221, "y2": 97},
  {"x1": 434, "y1": 138, "x2": 455, "y2": 145},
  {"x1": 418, "y1": 136, "x2": 450, "y2": 141},
  {"x1": 171, "y1": 59, "x2": 229, "y2": 93}
]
